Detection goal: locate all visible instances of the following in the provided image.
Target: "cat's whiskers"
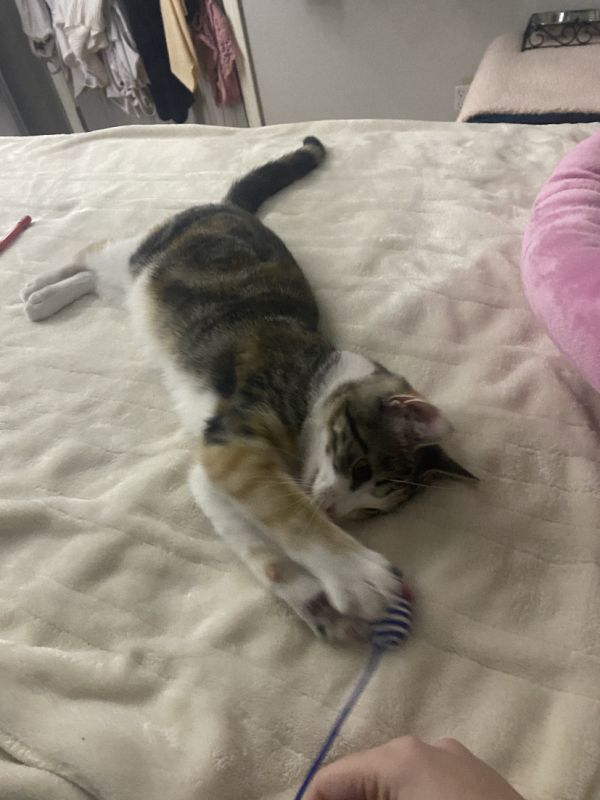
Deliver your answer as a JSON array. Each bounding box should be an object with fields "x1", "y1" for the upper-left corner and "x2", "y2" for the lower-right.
[
  {"x1": 295, "y1": 491, "x2": 327, "y2": 542},
  {"x1": 232, "y1": 475, "x2": 313, "y2": 492},
  {"x1": 239, "y1": 471, "x2": 318, "y2": 510},
  {"x1": 387, "y1": 478, "x2": 457, "y2": 491}
]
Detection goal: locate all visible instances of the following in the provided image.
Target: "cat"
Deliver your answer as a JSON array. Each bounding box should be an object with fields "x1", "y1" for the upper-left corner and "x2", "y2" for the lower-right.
[{"x1": 29, "y1": 137, "x2": 476, "y2": 642}]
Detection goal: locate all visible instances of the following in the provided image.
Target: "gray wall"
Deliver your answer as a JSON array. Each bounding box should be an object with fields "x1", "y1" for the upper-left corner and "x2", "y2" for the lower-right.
[
  {"x1": 241, "y1": 0, "x2": 598, "y2": 124},
  {"x1": 1, "y1": 0, "x2": 70, "y2": 135},
  {"x1": 0, "y1": 71, "x2": 26, "y2": 135}
]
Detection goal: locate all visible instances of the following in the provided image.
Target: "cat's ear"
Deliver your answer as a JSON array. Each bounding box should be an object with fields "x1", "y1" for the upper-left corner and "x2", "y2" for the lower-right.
[
  {"x1": 419, "y1": 444, "x2": 478, "y2": 482},
  {"x1": 382, "y1": 394, "x2": 453, "y2": 444}
]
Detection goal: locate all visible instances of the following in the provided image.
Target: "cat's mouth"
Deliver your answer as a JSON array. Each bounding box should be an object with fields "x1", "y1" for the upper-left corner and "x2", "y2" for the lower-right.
[
  {"x1": 305, "y1": 471, "x2": 317, "y2": 496},
  {"x1": 307, "y1": 482, "x2": 338, "y2": 520}
]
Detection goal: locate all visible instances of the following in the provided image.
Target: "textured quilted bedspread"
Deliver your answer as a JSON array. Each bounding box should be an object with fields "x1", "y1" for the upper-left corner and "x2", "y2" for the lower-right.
[{"x1": 1, "y1": 120, "x2": 600, "y2": 800}]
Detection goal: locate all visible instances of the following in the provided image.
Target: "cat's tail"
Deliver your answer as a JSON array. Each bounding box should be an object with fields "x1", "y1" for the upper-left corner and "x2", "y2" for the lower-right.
[{"x1": 225, "y1": 136, "x2": 326, "y2": 214}]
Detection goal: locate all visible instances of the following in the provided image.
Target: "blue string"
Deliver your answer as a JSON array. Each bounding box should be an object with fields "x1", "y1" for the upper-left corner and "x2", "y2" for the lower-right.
[
  {"x1": 293, "y1": 592, "x2": 412, "y2": 799},
  {"x1": 293, "y1": 645, "x2": 385, "y2": 800}
]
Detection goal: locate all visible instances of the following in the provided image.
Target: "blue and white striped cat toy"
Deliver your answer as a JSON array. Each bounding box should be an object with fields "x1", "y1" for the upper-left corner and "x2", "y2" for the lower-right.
[{"x1": 294, "y1": 584, "x2": 413, "y2": 800}]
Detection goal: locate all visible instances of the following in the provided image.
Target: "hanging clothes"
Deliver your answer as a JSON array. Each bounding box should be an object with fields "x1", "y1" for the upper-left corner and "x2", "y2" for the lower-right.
[
  {"x1": 14, "y1": 0, "x2": 155, "y2": 118},
  {"x1": 13, "y1": 0, "x2": 61, "y2": 72},
  {"x1": 104, "y1": 1, "x2": 155, "y2": 116},
  {"x1": 48, "y1": 0, "x2": 108, "y2": 97},
  {"x1": 120, "y1": 0, "x2": 194, "y2": 123},
  {"x1": 189, "y1": 0, "x2": 241, "y2": 107},
  {"x1": 159, "y1": 0, "x2": 199, "y2": 93}
]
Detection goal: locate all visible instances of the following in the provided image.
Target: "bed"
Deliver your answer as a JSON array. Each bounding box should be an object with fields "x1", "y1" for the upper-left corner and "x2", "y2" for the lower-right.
[
  {"x1": 1, "y1": 119, "x2": 600, "y2": 800},
  {"x1": 459, "y1": 34, "x2": 600, "y2": 125}
]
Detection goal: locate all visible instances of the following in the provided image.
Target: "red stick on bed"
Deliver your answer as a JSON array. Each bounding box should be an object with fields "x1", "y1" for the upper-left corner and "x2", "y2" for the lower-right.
[{"x1": 0, "y1": 215, "x2": 32, "y2": 254}]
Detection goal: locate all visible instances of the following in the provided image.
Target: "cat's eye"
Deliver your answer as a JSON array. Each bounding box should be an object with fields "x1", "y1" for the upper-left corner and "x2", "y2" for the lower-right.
[
  {"x1": 364, "y1": 508, "x2": 382, "y2": 517},
  {"x1": 351, "y1": 459, "x2": 373, "y2": 486}
]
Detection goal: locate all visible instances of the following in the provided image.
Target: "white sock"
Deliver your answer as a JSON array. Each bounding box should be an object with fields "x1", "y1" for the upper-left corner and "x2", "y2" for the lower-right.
[
  {"x1": 24, "y1": 270, "x2": 97, "y2": 321},
  {"x1": 20, "y1": 263, "x2": 89, "y2": 302}
]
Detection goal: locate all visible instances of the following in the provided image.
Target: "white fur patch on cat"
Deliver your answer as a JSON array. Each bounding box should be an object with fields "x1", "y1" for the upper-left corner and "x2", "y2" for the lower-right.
[
  {"x1": 301, "y1": 350, "x2": 376, "y2": 495},
  {"x1": 162, "y1": 365, "x2": 216, "y2": 434}
]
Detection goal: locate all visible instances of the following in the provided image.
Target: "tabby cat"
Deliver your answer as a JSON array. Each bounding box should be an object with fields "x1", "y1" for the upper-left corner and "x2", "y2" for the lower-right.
[{"x1": 43, "y1": 137, "x2": 476, "y2": 642}]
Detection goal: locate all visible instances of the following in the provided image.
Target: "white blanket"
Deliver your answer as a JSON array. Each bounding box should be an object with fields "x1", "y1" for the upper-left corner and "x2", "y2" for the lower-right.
[{"x1": 1, "y1": 120, "x2": 600, "y2": 800}]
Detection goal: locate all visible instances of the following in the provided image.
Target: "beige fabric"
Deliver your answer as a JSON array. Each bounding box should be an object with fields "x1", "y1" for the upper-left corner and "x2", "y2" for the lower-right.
[
  {"x1": 459, "y1": 33, "x2": 600, "y2": 120},
  {"x1": 1, "y1": 120, "x2": 600, "y2": 800},
  {"x1": 160, "y1": 0, "x2": 199, "y2": 92}
]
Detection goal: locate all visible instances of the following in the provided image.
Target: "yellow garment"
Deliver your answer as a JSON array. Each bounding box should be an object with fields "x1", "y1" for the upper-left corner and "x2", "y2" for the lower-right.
[{"x1": 159, "y1": 0, "x2": 199, "y2": 92}]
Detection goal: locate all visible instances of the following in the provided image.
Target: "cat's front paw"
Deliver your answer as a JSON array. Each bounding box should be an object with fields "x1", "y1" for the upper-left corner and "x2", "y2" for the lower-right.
[
  {"x1": 316, "y1": 548, "x2": 402, "y2": 621},
  {"x1": 269, "y1": 565, "x2": 371, "y2": 643},
  {"x1": 303, "y1": 592, "x2": 372, "y2": 643}
]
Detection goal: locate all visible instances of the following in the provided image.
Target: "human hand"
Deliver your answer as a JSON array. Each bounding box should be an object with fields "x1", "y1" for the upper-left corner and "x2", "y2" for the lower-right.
[{"x1": 304, "y1": 736, "x2": 525, "y2": 800}]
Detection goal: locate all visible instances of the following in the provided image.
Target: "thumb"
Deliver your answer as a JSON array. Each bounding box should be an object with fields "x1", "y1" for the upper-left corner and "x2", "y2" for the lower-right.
[{"x1": 303, "y1": 750, "x2": 381, "y2": 800}]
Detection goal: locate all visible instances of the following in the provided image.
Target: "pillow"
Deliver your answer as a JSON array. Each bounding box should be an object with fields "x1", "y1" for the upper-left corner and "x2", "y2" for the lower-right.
[{"x1": 522, "y1": 130, "x2": 600, "y2": 393}]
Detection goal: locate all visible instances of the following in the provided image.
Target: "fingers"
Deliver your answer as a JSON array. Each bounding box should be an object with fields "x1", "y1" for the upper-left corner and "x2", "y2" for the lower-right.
[
  {"x1": 303, "y1": 737, "x2": 421, "y2": 800},
  {"x1": 433, "y1": 737, "x2": 471, "y2": 756},
  {"x1": 303, "y1": 736, "x2": 525, "y2": 800},
  {"x1": 303, "y1": 745, "x2": 387, "y2": 800},
  {"x1": 302, "y1": 737, "x2": 468, "y2": 800}
]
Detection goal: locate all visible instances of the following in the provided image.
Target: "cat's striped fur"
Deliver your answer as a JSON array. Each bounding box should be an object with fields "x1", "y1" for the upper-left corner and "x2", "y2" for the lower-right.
[{"x1": 75, "y1": 137, "x2": 475, "y2": 641}]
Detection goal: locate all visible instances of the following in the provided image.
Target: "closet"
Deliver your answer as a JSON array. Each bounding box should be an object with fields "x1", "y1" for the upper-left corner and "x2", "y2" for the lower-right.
[{"x1": 2, "y1": 0, "x2": 261, "y2": 135}]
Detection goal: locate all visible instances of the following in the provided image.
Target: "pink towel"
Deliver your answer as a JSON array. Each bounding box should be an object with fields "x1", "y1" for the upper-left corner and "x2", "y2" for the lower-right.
[
  {"x1": 521, "y1": 130, "x2": 600, "y2": 393},
  {"x1": 191, "y1": 0, "x2": 240, "y2": 107}
]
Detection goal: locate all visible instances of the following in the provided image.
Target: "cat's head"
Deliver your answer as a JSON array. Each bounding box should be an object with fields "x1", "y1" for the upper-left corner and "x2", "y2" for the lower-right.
[{"x1": 309, "y1": 373, "x2": 476, "y2": 520}]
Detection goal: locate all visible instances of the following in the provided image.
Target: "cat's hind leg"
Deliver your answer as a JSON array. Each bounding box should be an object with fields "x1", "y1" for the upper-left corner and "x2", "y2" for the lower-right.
[
  {"x1": 21, "y1": 262, "x2": 91, "y2": 302},
  {"x1": 22, "y1": 234, "x2": 145, "y2": 320},
  {"x1": 24, "y1": 270, "x2": 97, "y2": 321}
]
